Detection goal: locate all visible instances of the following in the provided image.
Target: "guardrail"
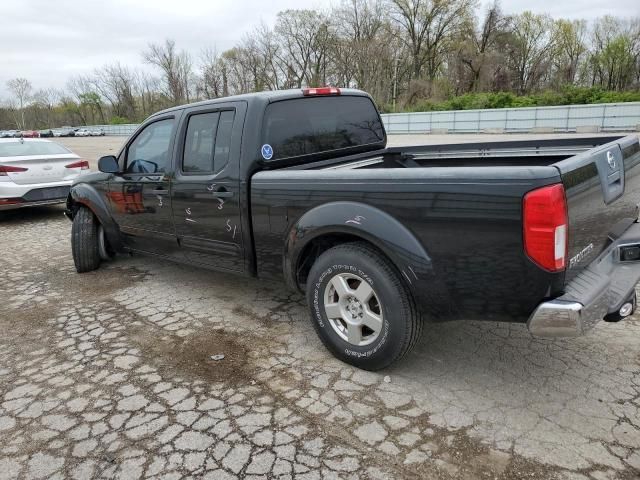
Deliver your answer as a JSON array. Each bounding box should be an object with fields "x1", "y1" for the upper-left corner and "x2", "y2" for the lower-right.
[
  {"x1": 78, "y1": 102, "x2": 640, "y2": 137},
  {"x1": 380, "y1": 102, "x2": 640, "y2": 134}
]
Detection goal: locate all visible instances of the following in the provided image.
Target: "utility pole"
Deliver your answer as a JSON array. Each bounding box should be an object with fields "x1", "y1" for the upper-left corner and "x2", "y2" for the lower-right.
[{"x1": 393, "y1": 56, "x2": 399, "y2": 112}]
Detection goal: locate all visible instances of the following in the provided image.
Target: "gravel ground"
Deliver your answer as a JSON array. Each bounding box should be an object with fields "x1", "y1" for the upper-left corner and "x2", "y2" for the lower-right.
[{"x1": 0, "y1": 134, "x2": 638, "y2": 479}]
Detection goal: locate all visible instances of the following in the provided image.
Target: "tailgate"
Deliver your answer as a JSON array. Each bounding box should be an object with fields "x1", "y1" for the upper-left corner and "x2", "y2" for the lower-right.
[{"x1": 556, "y1": 135, "x2": 640, "y2": 282}]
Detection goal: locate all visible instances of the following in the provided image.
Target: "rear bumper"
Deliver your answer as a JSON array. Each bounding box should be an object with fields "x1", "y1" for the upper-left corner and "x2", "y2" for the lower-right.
[
  {"x1": 0, "y1": 198, "x2": 66, "y2": 211},
  {"x1": 0, "y1": 181, "x2": 71, "y2": 211},
  {"x1": 528, "y1": 222, "x2": 640, "y2": 337}
]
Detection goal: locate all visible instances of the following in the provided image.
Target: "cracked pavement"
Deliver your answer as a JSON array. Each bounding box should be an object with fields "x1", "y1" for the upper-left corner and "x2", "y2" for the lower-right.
[{"x1": 1, "y1": 206, "x2": 639, "y2": 479}]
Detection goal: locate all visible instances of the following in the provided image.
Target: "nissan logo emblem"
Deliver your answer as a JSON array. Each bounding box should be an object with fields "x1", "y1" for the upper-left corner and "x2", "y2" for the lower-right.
[{"x1": 607, "y1": 151, "x2": 616, "y2": 170}]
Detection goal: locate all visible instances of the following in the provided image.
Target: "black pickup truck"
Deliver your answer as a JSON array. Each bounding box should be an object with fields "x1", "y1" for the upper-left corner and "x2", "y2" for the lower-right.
[{"x1": 66, "y1": 87, "x2": 640, "y2": 370}]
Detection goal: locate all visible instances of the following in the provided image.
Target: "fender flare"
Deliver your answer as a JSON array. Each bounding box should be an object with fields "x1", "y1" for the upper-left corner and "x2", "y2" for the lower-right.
[
  {"x1": 284, "y1": 201, "x2": 433, "y2": 294},
  {"x1": 67, "y1": 184, "x2": 124, "y2": 252}
]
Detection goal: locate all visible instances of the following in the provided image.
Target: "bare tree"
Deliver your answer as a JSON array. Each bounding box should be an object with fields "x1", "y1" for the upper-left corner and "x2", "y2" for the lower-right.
[
  {"x1": 506, "y1": 11, "x2": 556, "y2": 94},
  {"x1": 133, "y1": 70, "x2": 163, "y2": 118},
  {"x1": 552, "y1": 19, "x2": 587, "y2": 86},
  {"x1": 198, "y1": 47, "x2": 227, "y2": 99},
  {"x1": 457, "y1": 2, "x2": 508, "y2": 92},
  {"x1": 31, "y1": 88, "x2": 61, "y2": 127},
  {"x1": 275, "y1": 9, "x2": 333, "y2": 88},
  {"x1": 6, "y1": 77, "x2": 32, "y2": 129},
  {"x1": 143, "y1": 39, "x2": 193, "y2": 105},
  {"x1": 92, "y1": 63, "x2": 137, "y2": 120},
  {"x1": 332, "y1": 0, "x2": 398, "y2": 102},
  {"x1": 389, "y1": 0, "x2": 476, "y2": 84},
  {"x1": 67, "y1": 75, "x2": 103, "y2": 124}
]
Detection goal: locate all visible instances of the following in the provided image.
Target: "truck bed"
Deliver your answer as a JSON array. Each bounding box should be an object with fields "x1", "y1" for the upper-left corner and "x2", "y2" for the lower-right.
[
  {"x1": 252, "y1": 135, "x2": 640, "y2": 324},
  {"x1": 283, "y1": 136, "x2": 626, "y2": 170}
]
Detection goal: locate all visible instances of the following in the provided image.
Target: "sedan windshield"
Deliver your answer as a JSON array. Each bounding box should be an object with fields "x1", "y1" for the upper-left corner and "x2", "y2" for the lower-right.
[{"x1": 0, "y1": 141, "x2": 71, "y2": 157}]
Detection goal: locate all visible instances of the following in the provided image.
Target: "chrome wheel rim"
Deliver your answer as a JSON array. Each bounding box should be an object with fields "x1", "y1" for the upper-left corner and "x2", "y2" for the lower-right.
[{"x1": 323, "y1": 273, "x2": 383, "y2": 346}]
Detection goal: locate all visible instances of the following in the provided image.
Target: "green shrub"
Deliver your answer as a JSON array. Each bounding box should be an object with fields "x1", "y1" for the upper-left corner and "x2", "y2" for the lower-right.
[
  {"x1": 109, "y1": 116, "x2": 130, "y2": 125},
  {"x1": 401, "y1": 86, "x2": 640, "y2": 112}
]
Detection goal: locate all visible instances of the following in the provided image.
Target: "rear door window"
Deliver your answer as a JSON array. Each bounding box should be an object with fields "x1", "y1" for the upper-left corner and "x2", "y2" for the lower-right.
[
  {"x1": 183, "y1": 110, "x2": 235, "y2": 174},
  {"x1": 262, "y1": 96, "x2": 384, "y2": 161}
]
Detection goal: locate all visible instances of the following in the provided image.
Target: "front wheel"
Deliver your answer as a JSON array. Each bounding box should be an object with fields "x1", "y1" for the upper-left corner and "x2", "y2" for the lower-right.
[
  {"x1": 306, "y1": 242, "x2": 421, "y2": 370},
  {"x1": 71, "y1": 206, "x2": 101, "y2": 273}
]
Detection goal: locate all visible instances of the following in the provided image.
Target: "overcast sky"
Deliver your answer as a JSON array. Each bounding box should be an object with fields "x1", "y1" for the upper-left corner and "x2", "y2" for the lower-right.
[{"x1": 1, "y1": 0, "x2": 638, "y2": 98}]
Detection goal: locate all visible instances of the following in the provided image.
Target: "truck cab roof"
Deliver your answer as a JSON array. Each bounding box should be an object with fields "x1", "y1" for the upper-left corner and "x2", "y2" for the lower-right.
[{"x1": 150, "y1": 88, "x2": 373, "y2": 118}]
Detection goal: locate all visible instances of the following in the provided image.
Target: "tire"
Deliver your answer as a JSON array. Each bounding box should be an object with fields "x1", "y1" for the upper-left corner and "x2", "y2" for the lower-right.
[
  {"x1": 306, "y1": 242, "x2": 421, "y2": 370},
  {"x1": 71, "y1": 206, "x2": 101, "y2": 273}
]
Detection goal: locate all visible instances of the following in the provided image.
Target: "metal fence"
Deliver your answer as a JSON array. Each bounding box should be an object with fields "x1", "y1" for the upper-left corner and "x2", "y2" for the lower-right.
[
  {"x1": 81, "y1": 102, "x2": 640, "y2": 137},
  {"x1": 80, "y1": 124, "x2": 139, "y2": 136},
  {"x1": 380, "y1": 102, "x2": 640, "y2": 134}
]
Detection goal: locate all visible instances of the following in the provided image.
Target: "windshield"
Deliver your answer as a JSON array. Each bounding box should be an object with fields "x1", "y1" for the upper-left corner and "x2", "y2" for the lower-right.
[
  {"x1": 0, "y1": 141, "x2": 72, "y2": 157},
  {"x1": 262, "y1": 95, "x2": 385, "y2": 161}
]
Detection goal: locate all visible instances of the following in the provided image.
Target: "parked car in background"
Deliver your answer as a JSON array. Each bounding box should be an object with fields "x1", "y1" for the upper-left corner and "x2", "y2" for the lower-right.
[
  {"x1": 1, "y1": 130, "x2": 21, "y2": 138},
  {"x1": 54, "y1": 128, "x2": 75, "y2": 137},
  {"x1": 90, "y1": 128, "x2": 105, "y2": 136},
  {"x1": 39, "y1": 129, "x2": 54, "y2": 138},
  {"x1": 20, "y1": 130, "x2": 40, "y2": 138},
  {"x1": 0, "y1": 138, "x2": 89, "y2": 210},
  {"x1": 74, "y1": 128, "x2": 91, "y2": 137}
]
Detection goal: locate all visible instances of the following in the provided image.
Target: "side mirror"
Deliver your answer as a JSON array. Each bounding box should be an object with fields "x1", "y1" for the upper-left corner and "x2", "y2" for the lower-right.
[{"x1": 98, "y1": 155, "x2": 119, "y2": 174}]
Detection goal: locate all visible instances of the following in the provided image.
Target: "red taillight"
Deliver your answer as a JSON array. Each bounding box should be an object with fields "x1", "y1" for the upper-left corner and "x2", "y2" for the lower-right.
[
  {"x1": 65, "y1": 160, "x2": 89, "y2": 170},
  {"x1": 523, "y1": 183, "x2": 568, "y2": 272},
  {"x1": 0, "y1": 198, "x2": 21, "y2": 205},
  {"x1": 302, "y1": 87, "x2": 341, "y2": 96},
  {"x1": 0, "y1": 165, "x2": 28, "y2": 176}
]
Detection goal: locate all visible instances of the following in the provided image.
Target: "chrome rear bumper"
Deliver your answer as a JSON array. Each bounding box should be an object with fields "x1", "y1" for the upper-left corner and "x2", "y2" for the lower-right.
[{"x1": 528, "y1": 223, "x2": 640, "y2": 337}]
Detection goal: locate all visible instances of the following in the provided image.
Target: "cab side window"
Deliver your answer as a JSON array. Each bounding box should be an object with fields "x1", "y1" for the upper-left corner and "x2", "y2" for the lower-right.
[
  {"x1": 126, "y1": 118, "x2": 174, "y2": 174},
  {"x1": 183, "y1": 110, "x2": 235, "y2": 174}
]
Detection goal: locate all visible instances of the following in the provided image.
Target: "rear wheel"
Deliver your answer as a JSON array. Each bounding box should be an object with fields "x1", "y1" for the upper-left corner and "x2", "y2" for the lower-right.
[
  {"x1": 306, "y1": 242, "x2": 421, "y2": 370},
  {"x1": 71, "y1": 206, "x2": 101, "y2": 273}
]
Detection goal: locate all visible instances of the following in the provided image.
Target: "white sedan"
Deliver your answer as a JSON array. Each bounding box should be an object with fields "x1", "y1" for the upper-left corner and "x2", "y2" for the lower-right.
[
  {"x1": 0, "y1": 138, "x2": 89, "y2": 210},
  {"x1": 74, "y1": 128, "x2": 91, "y2": 137}
]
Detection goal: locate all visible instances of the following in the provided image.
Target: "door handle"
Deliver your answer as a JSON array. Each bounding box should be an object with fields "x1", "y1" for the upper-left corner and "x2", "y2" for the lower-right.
[
  {"x1": 153, "y1": 189, "x2": 169, "y2": 195},
  {"x1": 212, "y1": 189, "x2": 233, "y2": 198}
]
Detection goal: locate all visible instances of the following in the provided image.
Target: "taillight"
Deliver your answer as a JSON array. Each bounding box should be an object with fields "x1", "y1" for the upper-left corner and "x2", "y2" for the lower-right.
[
  {"x1": 302, "y1": 87, "x2": 341, "y2": 96},
  {"x1": 0, "y1": 165, "x2": 28, "y2": 176},
  {"x1": 523, "y1": 183, "x2": 568, "y2": 272},
  {"x1": 65, "y1": 160, "x2": 89, "y2": 170}
]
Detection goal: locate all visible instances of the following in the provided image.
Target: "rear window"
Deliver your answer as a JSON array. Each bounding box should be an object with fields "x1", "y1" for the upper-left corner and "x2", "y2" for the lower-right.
[
  {"x1": 262, "y1": 96, "x2": 384, "y2": 161},
  {"x1": 0, "y1": 141, "x2": 71, "y2": 157}
]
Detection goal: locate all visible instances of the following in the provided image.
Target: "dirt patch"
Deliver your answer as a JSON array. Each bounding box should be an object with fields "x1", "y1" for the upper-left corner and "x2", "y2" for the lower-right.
[
  {"x1": 52, "y1": 264, "x2": 148, "y2": 299},
  {"x1": 129, "y1": 326, "x2": 256, "y2": 385},
  {"x1": 0, "y1": 304, "x2": 52, "y2": 342},
  {"x1": 232, "y1": 305, "x2": 277, "y2": 328}
]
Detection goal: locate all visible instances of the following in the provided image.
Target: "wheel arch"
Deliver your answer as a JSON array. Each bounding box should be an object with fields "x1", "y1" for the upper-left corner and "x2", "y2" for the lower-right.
[
  {"x1": 66, "y1": 184, "x2": 123, "y2": 252},
  {"x1": 284, "y1": 202, "x2": 433, "y2": 297}
]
